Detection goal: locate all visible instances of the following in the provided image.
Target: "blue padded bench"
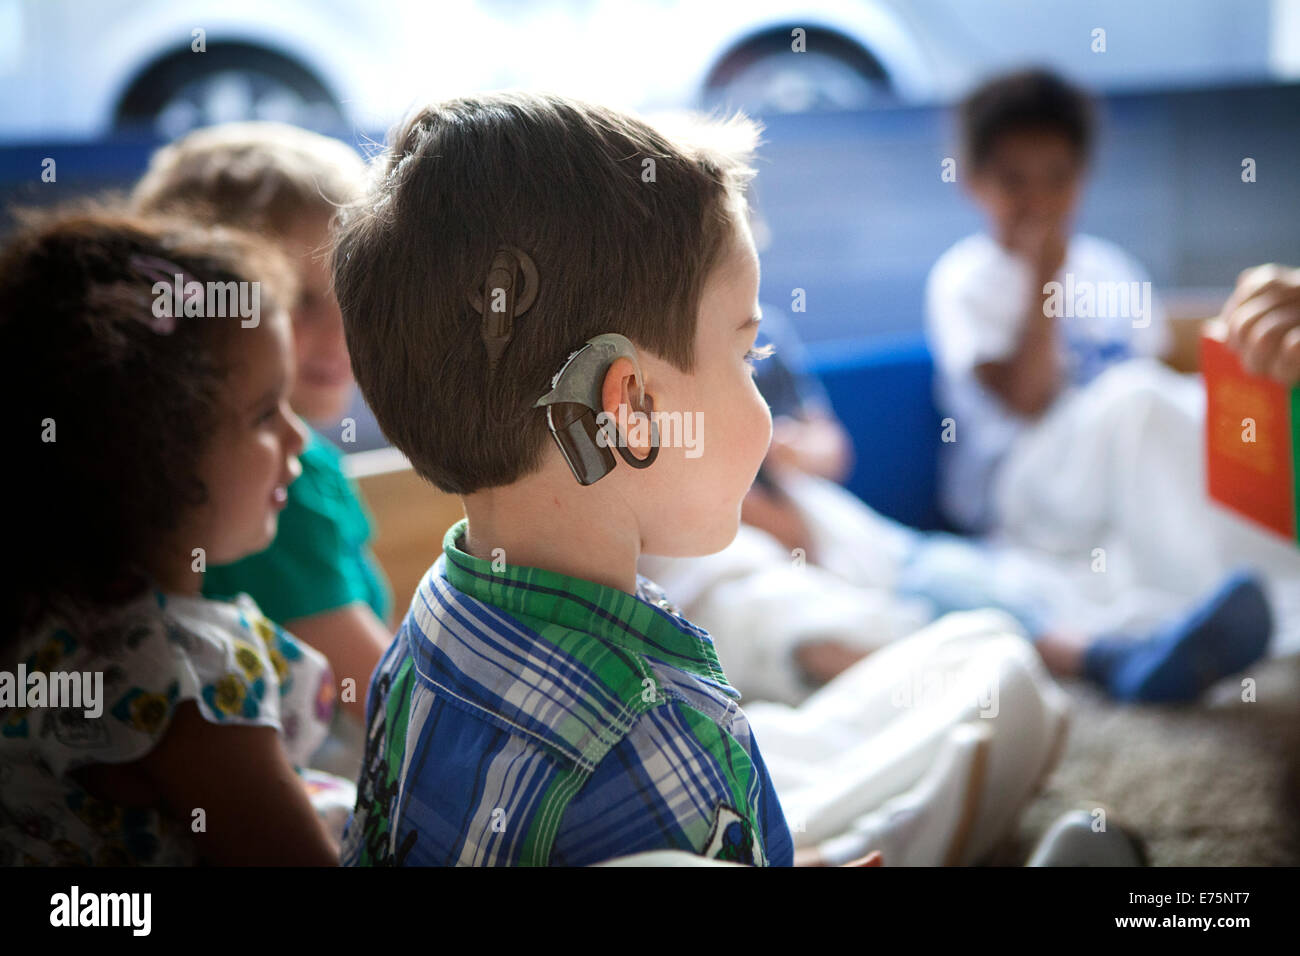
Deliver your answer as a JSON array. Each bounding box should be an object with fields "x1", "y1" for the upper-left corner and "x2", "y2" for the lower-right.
[{"x1": 806, "y1": 335, "x2": 947, "y2": 533}]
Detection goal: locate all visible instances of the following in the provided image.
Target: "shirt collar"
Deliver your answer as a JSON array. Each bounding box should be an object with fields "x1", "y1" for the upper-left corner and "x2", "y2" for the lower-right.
[{"x1": 440, "y1": 518, "x2": 736, "y2": 694}]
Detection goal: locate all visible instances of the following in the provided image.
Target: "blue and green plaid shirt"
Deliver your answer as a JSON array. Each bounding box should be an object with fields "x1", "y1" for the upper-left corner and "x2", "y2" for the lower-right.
[{"x1": 341, "y1": 519, "x2": 793, "y2": 866}]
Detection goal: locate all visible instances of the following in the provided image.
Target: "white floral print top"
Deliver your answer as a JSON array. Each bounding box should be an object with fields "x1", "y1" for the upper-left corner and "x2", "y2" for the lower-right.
[{"x1": 0, "y1": 590, "x2": 335, "y2": 866}]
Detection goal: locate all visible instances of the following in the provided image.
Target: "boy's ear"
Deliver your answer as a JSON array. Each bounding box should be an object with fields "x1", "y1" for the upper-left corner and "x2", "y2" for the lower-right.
[{"x1": 600, "y1": 356, "x2": 649, "y2": 418}]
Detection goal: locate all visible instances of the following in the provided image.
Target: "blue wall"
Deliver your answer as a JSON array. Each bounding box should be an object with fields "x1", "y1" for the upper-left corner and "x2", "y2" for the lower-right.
[
  {"x1": 755, "y1": 82, "x2": 1300, "y2": 344},
  {"x1": 808, "y1": 336, "x2": 944, "y2": 531}
]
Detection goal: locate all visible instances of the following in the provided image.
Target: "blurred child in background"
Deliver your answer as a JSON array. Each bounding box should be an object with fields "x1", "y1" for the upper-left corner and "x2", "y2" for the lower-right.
[
  {"x1": 926, "y1": 68, "x2": 1172, "y2": 534},
  {"x1": 923, "y1": 69, "x2": 1300, "y2": 657}
]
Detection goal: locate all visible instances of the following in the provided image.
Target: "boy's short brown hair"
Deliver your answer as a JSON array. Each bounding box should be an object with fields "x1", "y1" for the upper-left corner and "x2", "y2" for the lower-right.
[
  {"x1": 132, "y1": 121, "x2": 366, "y2": 236},
  {"x1": 333, "y1": 91, "x2": 759, "y2": 494}
]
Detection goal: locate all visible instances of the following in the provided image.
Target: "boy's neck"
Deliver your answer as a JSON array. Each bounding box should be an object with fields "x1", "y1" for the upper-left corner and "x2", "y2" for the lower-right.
[{"x1": 460, "y1": 464, "x2": 641, "y2": 596}]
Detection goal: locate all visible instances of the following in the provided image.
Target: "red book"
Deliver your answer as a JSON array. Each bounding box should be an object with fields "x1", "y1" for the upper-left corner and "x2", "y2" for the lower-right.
[{"x1": 1201, "y1": 323, "x2": 1300, "y2": 545}]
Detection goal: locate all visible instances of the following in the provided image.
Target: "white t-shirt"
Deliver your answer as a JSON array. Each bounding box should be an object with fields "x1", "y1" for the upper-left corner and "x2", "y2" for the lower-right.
[{"x1": 925, "y1": 232, "x2": 1170, "y2": 532}]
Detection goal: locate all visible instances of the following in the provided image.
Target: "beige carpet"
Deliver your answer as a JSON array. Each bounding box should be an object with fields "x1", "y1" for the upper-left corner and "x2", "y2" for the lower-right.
[{"x1": 986, "y1": 655, "x2": 1300, "y2": 866}]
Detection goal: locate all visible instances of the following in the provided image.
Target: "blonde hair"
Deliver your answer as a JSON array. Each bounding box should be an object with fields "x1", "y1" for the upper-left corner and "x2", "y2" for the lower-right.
[{"x1": 132, "y1": 121, "x2": 367, "y2": 235}]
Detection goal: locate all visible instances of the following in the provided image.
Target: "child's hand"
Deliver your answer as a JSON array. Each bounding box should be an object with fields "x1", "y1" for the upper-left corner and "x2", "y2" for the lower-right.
[
  {"x1": 793, "y1": 847, "x2": 883, "y2": 866},
  {"x1": 767, "y1": 414, "x2": 854, "y2": 484},
  {"x1": 1031, "y1": 229, "x2": 1068, "y2": 285},
  {"x1": 741, "y1": 482, "x2": 818, "y2": 564},
  {"x1": 1221, "y1": 263, "x2": 1300, "y2": 385},
  {"x1": 844, "y1": 850, "x2": 883, "y2": 866},
  {"x1": 1006, "y1": 219, "x2": 1068, "y2": 285}
]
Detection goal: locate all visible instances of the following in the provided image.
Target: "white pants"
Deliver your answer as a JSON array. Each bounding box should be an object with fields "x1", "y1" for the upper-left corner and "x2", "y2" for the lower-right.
[
  {"x1": 749, "y1": 609, "x2": 1067, "y2": 865},
  {"x1": 639, "y1": 478, "x2": 1069, "y2": 865},
  {"x1": 994, "y1": 358, "x2": 1300, "y2": 655}
]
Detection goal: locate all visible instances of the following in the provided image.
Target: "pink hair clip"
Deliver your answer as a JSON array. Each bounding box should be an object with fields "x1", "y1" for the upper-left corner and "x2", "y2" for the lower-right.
[{"x1": 126, "y1": 253, "x2": 207, "y2": 333}]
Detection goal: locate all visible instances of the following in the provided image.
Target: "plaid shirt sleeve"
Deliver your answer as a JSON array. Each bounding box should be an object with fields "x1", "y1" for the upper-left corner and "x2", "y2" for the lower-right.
[{"x1": 548, "y1": 696, "x2": 792, "y2": 866}]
